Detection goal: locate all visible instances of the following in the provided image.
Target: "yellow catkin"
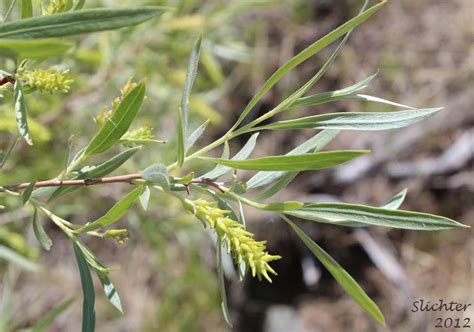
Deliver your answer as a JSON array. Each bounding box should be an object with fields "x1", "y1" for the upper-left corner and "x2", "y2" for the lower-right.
[
  {"x1": 18, "y1": 68, "x2": 73, "y2": 94},
  {"x1": 189, "y1": 199, "x2": 281, "y2": 282}
]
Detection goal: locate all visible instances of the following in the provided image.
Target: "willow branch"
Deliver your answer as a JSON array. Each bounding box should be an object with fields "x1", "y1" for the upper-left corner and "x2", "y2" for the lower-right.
[
  {"x1": 5, "y1": 173, "x2": 143, "y2": 191},
  {"x1": 3, "y1": 174, "x2": 225, "y2": 193}
]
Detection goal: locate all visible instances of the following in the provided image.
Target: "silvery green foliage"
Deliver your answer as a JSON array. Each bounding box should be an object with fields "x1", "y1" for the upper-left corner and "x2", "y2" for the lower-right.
[{"x1": 0, "y1": 1, "x2": 467, "y2": 330}]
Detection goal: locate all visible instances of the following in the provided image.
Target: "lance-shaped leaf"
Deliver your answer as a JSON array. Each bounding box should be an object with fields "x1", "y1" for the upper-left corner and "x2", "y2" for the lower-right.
[
  {"x1": 217, "y1": 236, "x2": 233, "y2": 327},
  {"x1": 285, "y1": 203, "x2": 468, "y2": 230},
  {"x1": 76, "y1": 186, "x2": 144, "y2": 233},
  {"x1": 248, "y1": 129, "x2": 340, "y2": 191},
  {"x1": 178, "y1": 35, "x2": 202, "y2": 166},
  {"x1": 49, "y1": 147, "x2": 140, "y2": 201},
  {"x1": 381, "y1": 189, "x2": 407, "y2": 210},
  {"x1": 290, "y1": 73, "x2": 377, "y2": 109},
  {"x1": 0, "y1": 39, "x2": 72, "y2": 59},
  {"x1": 256, "y1": 108, "x2": 442, "y2": 131},
  {"x1": 85, "y1": 82, "x2": 146, "y2": 155},
  {"x1": 29, "y1": 298, "x2": 75, "y2": 332},
  {"x1": 202, "y1": 133, "x2": 259, "y2": 180},
  {"x1": 0, "y1": 245, "x2": 39, "y2": 271},
  {"x1": 282, "y1": 216, "x2": 385, "y2": 325},
  {"x1": 232, "y1": 1, "x2": 386, "y2": 128},
  {"x1": 186, "y1": 119, "x2": 209, "y2": 152},
  {"x1": 13, "y1": 80, "x2": 32, "y2": 145},
  {"x1": 21, "y1": 0, "x2": 33, "y2": 19},
  {"x1": 0, "y1": 137, "x2": 19, "y2": 169},
  {"x1": 22, "y1": 179, "x2": 36, "y2": 205},
  {"x1": 73, "y1": 0, "x2": 86, "y2": 10},
  {"x1": 32, "y1": 208, "x2": 53, "y2": 251},
  {"x1": 73, "y1": 241, "x2": 95, "y2": 332},
  {"x1": 0, "y1": 7, "x2": 168, "y2": 39},
  {"x1": 97, "y1": 273, "x2": 123, "y2": 314},
  {"x1": 202, "y1": 150, "x2": 367, "y2": 172}
]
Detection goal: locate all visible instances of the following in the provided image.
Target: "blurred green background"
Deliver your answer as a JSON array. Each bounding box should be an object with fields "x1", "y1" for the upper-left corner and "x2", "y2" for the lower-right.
[{"x1": 0, "y1": 0, "x2": 472, "y2": 331}]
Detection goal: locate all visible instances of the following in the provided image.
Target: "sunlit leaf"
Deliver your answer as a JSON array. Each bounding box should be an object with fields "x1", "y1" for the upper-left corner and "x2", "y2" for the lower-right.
[
  {"x1": 85, "y1": 82, "x2": 146, "y2": 155},
  {"x1": 97, "y1": 273, "x2": 123, "y2": 314},
  {"x1": 256, "y1": 108, "x2": 442, "y2": 131},
  {"x1": 202, "y1": 133, "x2": 259, "y2": 180},
  {"x1": 178, "y1": 34, "x2": 202, "y2": 166},
  {"x1": 202, "y1": 150, "x2": 367, "y2": 171},
  {"x1": 0, "y1": 7, "x2": 169, "y2": 39},
  {"x1": 13, "y1": 79, "x2": 32, "y2": 145},
  {"x1": 285, "y1": 203, "x2": 468, "y2": 230},
  {"x1": 248, "y1": 129, "x2": 339, "y2": 191},
  {"x1": 217, "y1": 236, "x2": 233, "y2": 327},
  {"x1": 0, "y1": 38, "x2": 72, "y2": 59},
  {"x1": 186, "y1": 119, "x2": 209, "y2": 152},
  {"x1": 282, "y1": 216, "x2": 385, "y2": 325},
  {"x1": 382, "y1": 189, "x2": 407, "y2": 210},
  {"x1": 0, "y1": 137, "x2": 20, "y2": 169},
  {"x1": 73, "y1": 241, "x2": 95, "y2": 332},
  {"x1": 32, "y1": 208, "x2": 53, "y2": 251},
  {"x1": 21, "y1": 0, "x2": 33, "y2": 19},
  {"x1": 22, "y1": 178, "x2": 36, "y2": 205},
  {"x1": 76, "y1": 186, "x2": 144, "y2": 233},
  {"x1": 232, "y1": 1, "x2": 386, "y2": 128}
]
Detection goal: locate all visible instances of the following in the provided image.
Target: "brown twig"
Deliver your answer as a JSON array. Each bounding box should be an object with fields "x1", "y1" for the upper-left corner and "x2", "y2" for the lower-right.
[
  {"x1": 5, "y1": 173, "x2": 143, "y2": 191},
  {"x1": 4, "y1": 174, "x2": 226, "y2": 193}
]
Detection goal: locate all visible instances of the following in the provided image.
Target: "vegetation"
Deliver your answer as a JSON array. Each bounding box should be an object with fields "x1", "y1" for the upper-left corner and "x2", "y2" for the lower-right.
[{"x1": 0, "y1": 1, "x2": 467, "y2": 330}]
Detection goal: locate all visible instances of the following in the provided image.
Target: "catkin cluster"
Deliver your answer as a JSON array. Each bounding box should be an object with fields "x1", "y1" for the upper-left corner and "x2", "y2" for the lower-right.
[
  {"x1": 18, "y1": 68, "x2": 73, "y2": 94},
  {"x1": 189, "y1": 199, "x2": 281, "y2": 282}
]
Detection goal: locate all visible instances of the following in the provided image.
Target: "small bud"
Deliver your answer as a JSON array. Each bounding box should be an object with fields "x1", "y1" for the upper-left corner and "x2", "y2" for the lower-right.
[{"x1": 104, "y1": 229, "x2": 130, "y2": 245}]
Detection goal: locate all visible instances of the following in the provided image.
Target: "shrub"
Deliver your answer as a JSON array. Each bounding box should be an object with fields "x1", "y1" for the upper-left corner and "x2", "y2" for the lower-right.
[{"x1": 0, "y1": 1, "x2": 467, "y2": 330}]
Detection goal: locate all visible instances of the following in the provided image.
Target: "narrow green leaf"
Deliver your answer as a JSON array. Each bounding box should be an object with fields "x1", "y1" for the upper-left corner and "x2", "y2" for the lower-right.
[
  {"x1": 382, "y1": 189, "x2": 407, "y2": 210},
  {"x1": 13, "y1": 79, "x2": 32, "y2": 145},
  {"x1": 202, "y1": 133, "x2": 259, "y2": 180},
  {"x1": 248, "y1": 129, "x2": 340, "y2": 191},
  {"x1": 72, "y1": 241, "x2": 95, "y2": 332},
  {"x1": 282, "y1": 216, "x2": 385, "y2": 325},
  {"x1": 232, "y1": 1, "x2": 386, "y2": 128},
  {"x1": 76, "y1": 186, "x2": 144, "y2": 233},
  {"x1": 186, "y1": 119, "x2": 209, "y2": 152},
  {"x1": 142, "y1": 164, "x2": 169, "y2": 190},
  {"x1": 85, "y1": 82, "x2": 146, "y2": 155},
  {"x1": 0, "y1": 137, "x2": 20, "y2": 169},
  {"x1": 217, "y1": 236, "x2": 233, "y2": 327},
  {"x1": 290, "y1": 73, "x2": 377, "y2": 109},
  {"x1": 30, "y1": 298, "x2": 75, "y2": 332},
  {"x1": 74, "y1": 240, "x2": 111, "y2": 274},
  {"x1": 285, "y1": 203, "x2": 468, "y2": 230},
  {"x1": 32, "y1": 208, "x2": 53, "y2": 251},
  {"x1": 202, "y1": 150, "x2": 367, "y2": 171},
  {"x1": 139, "y1": 185, "x2": 150, "y2": 211},
  {"x1": 0, "y1": 244, "x2": 38, "y2": 271},
  {"x1": 3, "y1": 0, "x2": 17, "y2": 23},
  {"x1": 340, "y1": 94, "x2": 414, "y2": 109},
  {"x1": 178, "y1": 34, "x2": 203, "y2": 166},
  {"x1": 0, "y1": 7, "x2": 168, "y2": 39},
  {"x1": 21, "y1": 0, "x2": 33, "y2": 19},
  {"x1": 97, "y1": 273, "x2": 123, "y2": 314},
  {"x1": 259, "y1": 201, "x2": 304, "y2": 211},
  {"x1": 257, "y1": 108, "x2": 442, "y2": 131},
  {"x1": 21, "y1": 178, "x2": 36, "y2": 205},
  {"x1": 73, "y1": 0, "x2": 86, "y2": 10},
  {"x1": 49, "y1": 147, "x2": 140, "y2": 201}
]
